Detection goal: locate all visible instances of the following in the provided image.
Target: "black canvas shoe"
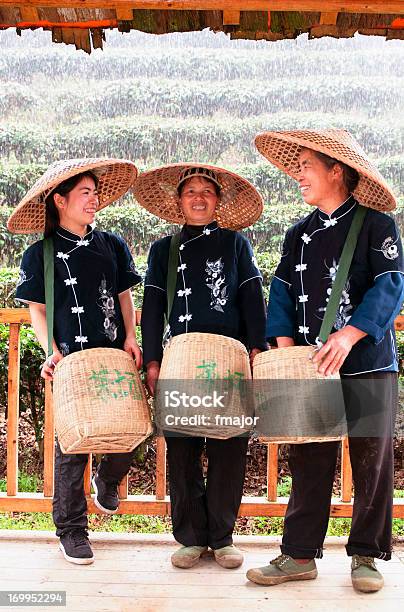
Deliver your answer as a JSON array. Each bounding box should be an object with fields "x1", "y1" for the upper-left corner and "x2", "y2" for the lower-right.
[
  {"x1": 59, "y1": 529, "x2": 94, "y2": 565},
  {"x1": 92, "y1": 472, "x2": 119, "y2": 514}
]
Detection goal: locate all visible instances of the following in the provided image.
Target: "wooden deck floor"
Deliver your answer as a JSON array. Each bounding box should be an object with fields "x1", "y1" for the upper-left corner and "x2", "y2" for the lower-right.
[{"x1": 0, "y1": 531, "x2": 403, "y2": 612}]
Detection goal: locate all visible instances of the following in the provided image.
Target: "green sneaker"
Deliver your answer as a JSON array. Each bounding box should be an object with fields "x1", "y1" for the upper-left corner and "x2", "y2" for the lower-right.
[
  {"x1": 351, "y1": 555, "x2": 384, "y2": 593},
  {"x1": 214, "y1": 545, "x2": 244, "y2": 569},
  {"x1": 171, "y1": 545, "x2": 208, "y2": 569},
  {"x1": 246, "y1": 554, "x2": 318, "y2": 586}
]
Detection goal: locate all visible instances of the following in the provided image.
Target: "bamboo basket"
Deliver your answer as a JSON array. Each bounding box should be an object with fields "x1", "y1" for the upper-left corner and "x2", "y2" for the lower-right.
[
  {"x1": 52, "y1": 348, "x2": 153, "y2": 453},
  {"x1": 253, "y1": 346, "x2": 347, "y2": 444},
  {"x1": 157, "y1": 332, "x2": 253, "y2": 439}
]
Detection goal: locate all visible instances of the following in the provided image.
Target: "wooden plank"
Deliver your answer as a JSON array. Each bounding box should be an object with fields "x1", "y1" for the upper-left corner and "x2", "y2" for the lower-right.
[
  {"x1": 0, "y1": 492, "x2": 403, "y2": 517},
  {"x1": 73, "y1": 27, "x2": 91, "y2": 54},
  {"x1": 0, "y1": 308, "x2": 31, "y2": 324},
  {"x1": 266, "y1": 443, "x2": 278, "y2": 502},
  {"x1": 320, "y1": 12, "x2": 339, "y2": 25},
  {"x1": 19, "y1": 6, "x2": 39, "y2": 21},
  {"x1": 116, "y1": 8, "x2": 133, "y2": 19},
  {"x1": 16, "y1": 19, "x2": 118, "y2": 28},
  {"x1": 341, "y1": 437, "x2": 353, "y2": 503},
  {"x1": 42, "y1": 380, "x2": 55, "y2": 497},
  {"x1": 155, "y1": 436, "x2": 166, "y2": 501},
  {"x1": 2, "y1": 3, "x2": 404, "y2": 17},
  {"x1": 6, "y1": 323, "x2": 20, "y2": 497},
  {"x1": 223, "y1": 10, "x2": 241, "y2": 25}
]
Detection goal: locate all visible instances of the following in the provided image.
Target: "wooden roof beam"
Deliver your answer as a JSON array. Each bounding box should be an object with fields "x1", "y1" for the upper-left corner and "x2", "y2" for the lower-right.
[
  {"x1": 320, "y1": 12, "x2": 339, "y2": 25},
  {"x1": 223, "y1": 10, "x2": 241, "y2": 25},
  {"x1": 4, "y1": 2, "x2": 404, "y2": 16},
  {"x1": 19, "y1": 7, "x2": 39, "y2": 21},
  {"x1": 116, "y1": 8, "x2": 133, "y2": 19}
]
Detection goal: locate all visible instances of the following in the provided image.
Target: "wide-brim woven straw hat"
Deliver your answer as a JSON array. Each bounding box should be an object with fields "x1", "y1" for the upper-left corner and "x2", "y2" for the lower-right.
[
  {"x1": 132, "y1": 163, "x2": 263, "y2": 230},
  {"x1": 7, "y1": 158, "x2": 138, "y2": 234},
  {"x1": 255, "y1": 129, "x2": 396, "y2": 212}
]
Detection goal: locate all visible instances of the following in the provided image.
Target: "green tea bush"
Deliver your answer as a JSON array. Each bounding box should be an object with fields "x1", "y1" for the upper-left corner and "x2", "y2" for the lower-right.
[
  {"x1": 55, "y1": 77, "x2": 404, "y2": 121},
  {"x1": 1, "y1": 114, "x2": 403, "y2": 165},
  {"x1": 0, "y1": 47, "x2": 403, "y2": 82}
]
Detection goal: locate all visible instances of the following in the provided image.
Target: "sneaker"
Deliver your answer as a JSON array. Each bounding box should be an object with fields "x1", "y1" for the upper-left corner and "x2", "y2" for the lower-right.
[
  {"x1": 92, "y1": 473, "x2": 119, "y2": 514},
  {"x1": 59, "y1": 529, "x2": 94, "y2": 565},
  {"x1": 351, "y1": 555, "x2": 384, "y2": 593},
  {"x1": 214, "y1": 545, "x2": 244, "y2": 569},
  {"x1": 171, "y1": 545, "x2": 208, "y2": 569},
  {"x1": 246, "y1": 554, "x2": 318, "y2": 586}
]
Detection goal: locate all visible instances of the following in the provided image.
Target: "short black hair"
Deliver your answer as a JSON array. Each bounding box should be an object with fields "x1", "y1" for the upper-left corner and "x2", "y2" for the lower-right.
[{"x1": 44, "y1": 170, "x2": 99, "y2": 237}]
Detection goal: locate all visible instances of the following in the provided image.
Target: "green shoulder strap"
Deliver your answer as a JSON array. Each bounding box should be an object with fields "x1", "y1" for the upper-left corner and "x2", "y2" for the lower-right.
[
  {"x1": 318, "y1": 205, "x2": 367, "y2": 344},
  {"x1": 43, "y1": 237, "x2": 54, "y2": 358},
  {"x1": 165, "y1": 233, "x2": 181, "y2": 327}
]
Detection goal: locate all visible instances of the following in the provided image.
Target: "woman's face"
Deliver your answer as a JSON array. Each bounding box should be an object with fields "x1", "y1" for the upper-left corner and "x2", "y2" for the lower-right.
[
  {"x1": 298, "y1": 149, "x2": 342, "y2": 207},
  {"x1": 56, "y1": 176, "x2": 99, "y2": 228},
  {"x1": 178, "y1": 176, "x2": 219, "y2": 225}
]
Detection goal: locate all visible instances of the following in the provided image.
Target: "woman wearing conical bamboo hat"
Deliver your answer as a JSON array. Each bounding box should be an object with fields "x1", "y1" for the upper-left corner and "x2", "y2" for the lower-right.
[
  {"x1": 246, "y1": 129, "x2": 404, "y2": 593},
  {"x1": 135, "y1": 163, "x2": 267, "y2": 570},
  {"x1": 8, "y1": 158, "x2": 143, "y2": 565}
]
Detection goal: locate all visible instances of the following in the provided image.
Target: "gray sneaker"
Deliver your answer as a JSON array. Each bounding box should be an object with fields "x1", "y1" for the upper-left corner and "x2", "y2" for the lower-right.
[
  {"x1": 214, "y1": 545, "x2": 244, "y2": 569},
  {"x1": 171, "y1": 545, "x2": 208, "y2": 569},
  {"x1": 246, "y1": 553, "x2": 318, "y2": 586},
  {"x1": 351, "y1": 555, "x2": 384, "y2": 593}
]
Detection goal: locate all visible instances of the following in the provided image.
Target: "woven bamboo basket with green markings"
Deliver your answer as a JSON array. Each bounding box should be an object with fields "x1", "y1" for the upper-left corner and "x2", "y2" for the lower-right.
[
  {"x1": 253, "y1": 346, "x2": 347, "y2": 444},
  {"x1": 52, "y1": 348, "x2": 152, "y2": 453},
  {"x1": 156, "y1": 332, "x2": 253, "y2": 439}
]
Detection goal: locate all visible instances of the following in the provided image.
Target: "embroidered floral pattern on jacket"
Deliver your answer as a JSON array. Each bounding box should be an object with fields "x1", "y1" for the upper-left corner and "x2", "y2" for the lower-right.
[
  {"x1": 205, "y1": 258, "x2": 228, "y2": 312},
  {"x1": 318, "y1": 259, "x2": 352, "y2": 330},
  {"x1": 59, "y1": 343, "x2": 70, "y2": 357},
  {"x1": 380, "y1": 237, "x2": 399, "y2": 261},
  {"x1": 98, "y1": 277, "x2": 118, "y2": 342},
  {"x1": 16, "y1": 269, "x2": 33, "y2": 287},
  {"x1": 371, "y1": 235, "x2": 399, "y2": 261}
]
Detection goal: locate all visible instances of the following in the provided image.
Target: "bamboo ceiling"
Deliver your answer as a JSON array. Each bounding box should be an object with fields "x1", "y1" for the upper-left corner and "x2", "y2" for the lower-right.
[{"x1": 0, "y1": 1, "x2": 403, "y2": 53}]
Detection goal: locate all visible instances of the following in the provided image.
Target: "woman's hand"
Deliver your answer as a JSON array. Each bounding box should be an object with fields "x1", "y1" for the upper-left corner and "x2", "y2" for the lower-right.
[
  {"x1": 146, "y1": 361, "x2": 160, "y2": 397},
  {"x1": 40, "y1": 350, "x2": 63, "y2": 380},
  {"x1": 249, "y1": 347, "x2": 262, "y2": 368},
  {"x1": 123, "y1": 335, "x2": 143, "y2": 370},
  {"x1": 312, "y1": 325, "x2": 366, "y2": 376}
]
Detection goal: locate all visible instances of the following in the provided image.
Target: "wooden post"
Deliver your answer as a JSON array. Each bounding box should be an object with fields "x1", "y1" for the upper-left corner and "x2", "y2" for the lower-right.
[
  {"x1": 118, "y1": 475, "x2": 128, "y2": 500},
  {"x1": 267, "y1": 443, "x2": 278, "y2": 502},
  {"x1": 223, "y1": 10, "x2": 241, "y2": 25},
  {"x1": 19, "y1": 7, "x2": 40, "y2": 21},
  {"x1": 84, "y1": 454, "x2": 92, "y2": 496},
  {"x1": 320, "y1": 12, "x2": 339, "y2": 25},
  {"x1": 7, "y1": 324, "x2": 20, "y2": 497},
  {"x1": 43, "y1": 380, "x2": 55, "y2": 497},
  {"x1": 155, "y1": 436, "x2": 167, "y2": 500},
  {"x1": 341, "y1": 437, "x2": 353, "y2": 502},
  {"x1": 116, "y1": 8, "x2": 133, "y2": 20}
]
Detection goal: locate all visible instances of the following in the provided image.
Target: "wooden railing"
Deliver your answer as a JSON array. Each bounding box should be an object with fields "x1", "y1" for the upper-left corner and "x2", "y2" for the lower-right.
[{"x1": 0, "y1": 308, "x2": 403, "y2": 518}]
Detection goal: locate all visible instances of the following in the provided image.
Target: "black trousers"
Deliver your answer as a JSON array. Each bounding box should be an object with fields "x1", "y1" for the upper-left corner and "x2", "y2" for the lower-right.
[
  {"x1": 53, "y1": 441, "x2": 134, "y2": 536},
  {"x1": 281, "y1": 372, "x2": 397, "y2": 561},
  {"x1": 165, "y1": 435, "x2": 249, "y2": 549}
]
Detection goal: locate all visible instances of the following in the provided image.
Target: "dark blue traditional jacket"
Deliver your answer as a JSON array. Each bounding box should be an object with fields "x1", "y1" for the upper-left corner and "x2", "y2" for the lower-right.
[
  {"x1": 15, "y1": 225, "x2": 141, "y2": 355},
  {"x1": 267, "y1": 197, "x2": 404, "y2": 375},
  {"x1": 142, "y1": 221, "x2": 266, "y2": 364}
]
